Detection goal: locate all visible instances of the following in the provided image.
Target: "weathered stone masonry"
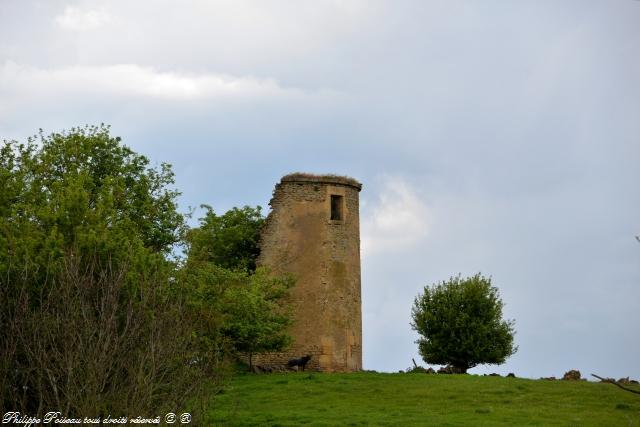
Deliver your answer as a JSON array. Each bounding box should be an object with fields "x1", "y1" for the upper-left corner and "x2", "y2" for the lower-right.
[{"x1": 254, "y1": 173, "x2": 363, "y2": 372}]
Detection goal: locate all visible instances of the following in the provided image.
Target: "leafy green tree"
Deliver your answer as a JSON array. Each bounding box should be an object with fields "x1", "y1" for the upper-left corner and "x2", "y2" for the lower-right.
[
  {"x1": 187, "y1": 205, "x2": 264, "y2": 272},
  {"x1": 0, "y1": 125, "x2": 215, "y2": 417},
  {"x1": 411, "y1": 273, "x2": 517, "y2": 373},
  {"x1": 221, "y1": 268, "x2": 294, "y2": 369},
  {"x1": 180, "y1": 262, "x2": 293, "y2": 370},
  {"x1": 0, "y1": 125, "x2": 185, "y2": 292},
  {"x1": 185, "y1": 207, "x2": 294, "y2": 369}
]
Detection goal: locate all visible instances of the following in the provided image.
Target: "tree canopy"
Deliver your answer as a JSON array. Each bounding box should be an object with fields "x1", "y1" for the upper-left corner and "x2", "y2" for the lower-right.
[
  {"x1": 0, "y1": 125, "x2": 184, "y2": 290},
  {"x1": 411, "y1": 273, "x2": 517, "y2": 373},
  {"x1": 219, "y1": 268, "x2": 293, "y2": 368},
  {"x1": 187, "y1": 205, "x2": 264, "y2": 272},
  {"x1": 0, "y1": 125, "x2": 214, "y2": 415},
  {"x1": 185, "y1": 205, "x2": 293, "y2": 368},
  {"x1": 0, "y1": 125, "x2": 292, "y2": 416}
]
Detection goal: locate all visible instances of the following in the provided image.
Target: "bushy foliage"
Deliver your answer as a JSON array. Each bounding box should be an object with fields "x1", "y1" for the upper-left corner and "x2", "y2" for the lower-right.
[
  {"x1": 187, "y1": 205, "x2": 264, "y2": 272},
  {"x1": 186, "y1": 207, "x2": 294, "y2": 369},
  {"x1": 0, "y1": 126, "x2": 220, "y2": 417},
  {"x1": 221, "y1": 268, "x2": 293, "y2": 368},
  {"x1": 4, "y1": 253, "x2": 219, "y2": 417},
  {"x1": 1, "y1": 124, "x2": 294, "y2": 415},
  {"x1": 411, "y1": 273, "x2": 517, "y2": 373},
  {"x1": 0, "y1": 125, "x2": 185, "y2": 306}
]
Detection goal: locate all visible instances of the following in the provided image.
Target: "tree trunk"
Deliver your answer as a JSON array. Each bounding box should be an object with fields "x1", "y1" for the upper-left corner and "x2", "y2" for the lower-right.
[{"x1": 452, "y1": 365, "x2": 468, "y2": 374}]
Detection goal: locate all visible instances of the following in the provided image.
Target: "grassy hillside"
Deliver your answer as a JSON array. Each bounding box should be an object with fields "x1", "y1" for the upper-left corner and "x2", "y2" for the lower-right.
[{"x1": 206, "y1": 371, "x2": 640, "y2": 426}]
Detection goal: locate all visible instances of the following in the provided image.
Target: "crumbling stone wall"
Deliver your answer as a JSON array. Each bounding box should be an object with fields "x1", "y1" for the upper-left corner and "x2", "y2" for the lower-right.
[{"x1": 254, "y1": 173, "x2": 362, "y2": 372}]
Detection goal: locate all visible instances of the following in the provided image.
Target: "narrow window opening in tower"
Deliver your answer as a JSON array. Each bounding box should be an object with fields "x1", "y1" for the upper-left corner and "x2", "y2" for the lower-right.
[{"x1": 331, "y1": 195, "x2": 343, "y2": 221}]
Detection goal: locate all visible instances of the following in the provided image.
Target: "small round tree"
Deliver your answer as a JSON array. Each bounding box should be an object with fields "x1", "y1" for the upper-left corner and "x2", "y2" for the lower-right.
[{"x1": 411, "y1": 273, "x2": 517, "y2": 373}]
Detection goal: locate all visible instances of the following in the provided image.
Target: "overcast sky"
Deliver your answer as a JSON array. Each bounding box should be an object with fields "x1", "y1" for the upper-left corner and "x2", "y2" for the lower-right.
[{"x1": 1, "y1": 0, "x2": 639, "y2": 379}]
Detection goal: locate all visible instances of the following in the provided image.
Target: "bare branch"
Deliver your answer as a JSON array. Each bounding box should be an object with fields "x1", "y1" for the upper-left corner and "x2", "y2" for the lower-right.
[{"x1": 591, "y1": 373, "x2": 640, "y2": 395}]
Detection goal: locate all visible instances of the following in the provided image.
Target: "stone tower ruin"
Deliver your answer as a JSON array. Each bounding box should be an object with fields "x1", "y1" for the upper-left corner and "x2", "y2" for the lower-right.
[{"x1": 256, "y1": 173, "x2": 362, "y2": 372}]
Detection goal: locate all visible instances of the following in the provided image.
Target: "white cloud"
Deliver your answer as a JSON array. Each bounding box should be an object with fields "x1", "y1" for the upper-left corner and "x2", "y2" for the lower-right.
[
  {"x1": 54, "y1": 6, "x2": 112, "y2": 31},
  {"x1": 0, "y1": 62, "x2": 307, "y2": 101},
  {"x1": 361, "y1": 176, "x2": 430, "y2": 257}
]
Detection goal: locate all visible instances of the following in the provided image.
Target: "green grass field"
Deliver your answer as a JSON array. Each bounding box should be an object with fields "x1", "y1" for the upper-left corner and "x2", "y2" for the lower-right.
[{"x1": 206, "y1": 371, "x2": 640, "y2": 426}]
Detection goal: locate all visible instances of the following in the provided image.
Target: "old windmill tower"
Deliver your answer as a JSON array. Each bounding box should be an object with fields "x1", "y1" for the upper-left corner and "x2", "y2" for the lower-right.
[{"x1": 256, "y1": 173, "x2": 363, "y2": 372}]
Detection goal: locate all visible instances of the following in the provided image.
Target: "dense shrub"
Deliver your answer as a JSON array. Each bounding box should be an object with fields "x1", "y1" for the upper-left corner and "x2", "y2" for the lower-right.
[
  {"x1": 0, "y1": 126, "x2": 223, "y2": 417},
  {"x1": 411, "y1": 273, "x2": 517, "y2": 373}
]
